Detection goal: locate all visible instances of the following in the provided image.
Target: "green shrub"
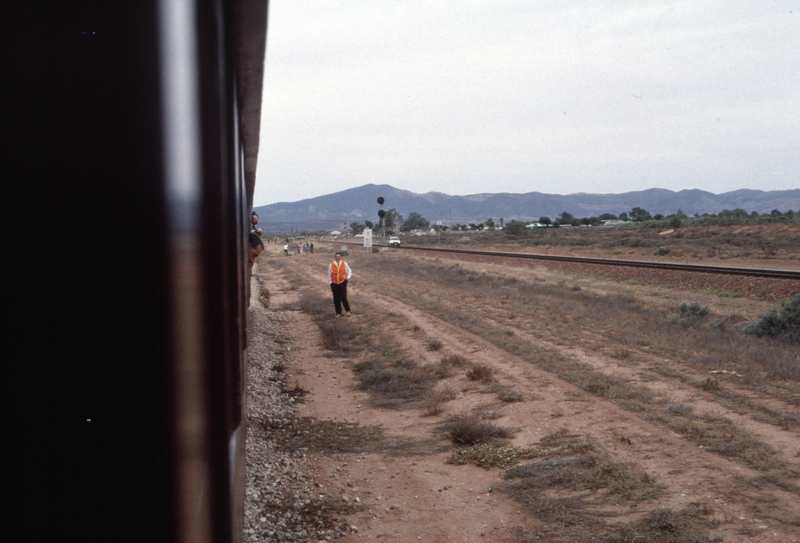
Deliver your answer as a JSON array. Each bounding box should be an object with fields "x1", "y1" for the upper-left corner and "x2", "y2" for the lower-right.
[
  {"x1": 653, "y1": 246, "x2": 671, "y2": 256},
  {"x1": 503, "y1": 220, "x2": 528, "y2": 236},
  {"x1": 745, "y1": 294, "x2": 800, "y2": 342},
  {"x1": 679, "y1": 302, "x2": 709, "y2": 318},
  {"x1": 706, "y1": 319, "x2": 725, "y2": 331},
  {"x1": 362, "y1": 368, "x2": 394, "y2": 386},
  {"x1": 445, "y1": 443, "x2": 542, "y2": 469}
]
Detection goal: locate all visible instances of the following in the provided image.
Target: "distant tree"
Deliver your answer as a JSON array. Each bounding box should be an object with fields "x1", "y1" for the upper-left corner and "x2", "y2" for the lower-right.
[
  {"x1": 539, "y1": 216, "x2": 552, "y2": 226},
  {"x1": 771, "y1": 209, "x2": 782, "y2": 217},
  {"x1": 384, "y1": 208, "x2": 403, "y2": 229},
  {"x1": 619, "y1": 212, "x2": 629, "y2": 221},
  {"x1": 504, "y1": 220, "x2": 527, "y2": 236},
  {"x1": 365, "y1": 220, "x2": 374, "y2": 229},
  {"x1": 478, "y1": 223, "x2": 486, "y2": 230},
  {"x1": 485, "y1": 218, "x2": 495, "y2": 230},
  {"x1": 599, "y1": 213, "x2": 617, "y2": 221},
  {"x1": 350, "y1": 222, "x2": 366, "y2": 235},
  {"x1": 499, "y1": 218, "x2": 504, "y2": 228},
  {"x1": 570, "y1": 218, "x2": 582, "y2": 227},
  {"x1": 400, "y1": 211, "x2": 430, "y2": 232},
  {"x1": 629, "y1": 207, "x2": 652, "y2": 222},
  {"x1": 468, "y1": 223, "x2": 477, "y2": 230},
  {"x1": 653, "y1": 213, "x2": 664, "y2": 220},
  {"x1": 559, "y1": 211, "x2": 574, "y2": 223}
]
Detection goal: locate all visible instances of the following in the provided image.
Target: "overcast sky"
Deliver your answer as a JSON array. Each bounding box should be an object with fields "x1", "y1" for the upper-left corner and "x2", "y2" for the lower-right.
[{"x1": 254, "y1": 1, "x2": 799, "y2": 206}]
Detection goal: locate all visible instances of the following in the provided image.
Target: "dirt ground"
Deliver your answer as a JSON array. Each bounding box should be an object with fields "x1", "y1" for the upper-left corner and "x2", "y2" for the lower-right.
[{"x1": 252, "y1": 234, "x2": 800, "y2": 543}]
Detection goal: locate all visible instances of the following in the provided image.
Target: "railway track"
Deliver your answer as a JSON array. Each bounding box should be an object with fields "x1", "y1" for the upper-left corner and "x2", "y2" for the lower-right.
[{"x1": 318, "y1": 240, "x2": 800, "y2": 280}]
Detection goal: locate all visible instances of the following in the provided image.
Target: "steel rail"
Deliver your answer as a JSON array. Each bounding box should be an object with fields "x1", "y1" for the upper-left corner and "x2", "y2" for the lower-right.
[{"x1": 321, "y1": 240, "x2": 800, "y2": 280}]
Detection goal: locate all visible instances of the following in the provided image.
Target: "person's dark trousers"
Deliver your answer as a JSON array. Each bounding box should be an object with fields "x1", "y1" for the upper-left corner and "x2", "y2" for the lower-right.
[{"x1": 330, "y1": 280, "x2": 350, "y2": 315}]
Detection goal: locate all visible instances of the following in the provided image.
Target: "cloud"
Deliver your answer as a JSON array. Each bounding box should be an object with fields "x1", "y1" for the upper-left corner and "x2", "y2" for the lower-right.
[{"x1": 256, "y1": 1, "x2": 800, "y2": 204}]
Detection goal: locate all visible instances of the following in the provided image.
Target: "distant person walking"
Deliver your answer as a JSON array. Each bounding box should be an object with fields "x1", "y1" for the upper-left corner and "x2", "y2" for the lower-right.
[
  {"x1": 328, "y1": 252, "x2": 352, "y2": 317},
  {"x1": 283, "y1": 243, "x2": 289, "y2": 256}
]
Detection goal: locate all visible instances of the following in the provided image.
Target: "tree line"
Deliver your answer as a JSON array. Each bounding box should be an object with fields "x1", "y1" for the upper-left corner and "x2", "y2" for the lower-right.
[{"x1": 342, "y1": 207, "x2": 796, "y2": 236}]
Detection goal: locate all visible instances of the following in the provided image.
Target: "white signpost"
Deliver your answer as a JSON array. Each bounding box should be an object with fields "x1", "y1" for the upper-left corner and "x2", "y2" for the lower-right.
[{"x1": 363, "y1": 229, "x2": 373, "y2": 248}]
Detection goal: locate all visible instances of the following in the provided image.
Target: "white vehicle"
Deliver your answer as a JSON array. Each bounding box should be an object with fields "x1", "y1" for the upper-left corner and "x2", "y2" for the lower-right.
[{"x1": 388, "y1": 236, "x2": 401, "y2": 246}]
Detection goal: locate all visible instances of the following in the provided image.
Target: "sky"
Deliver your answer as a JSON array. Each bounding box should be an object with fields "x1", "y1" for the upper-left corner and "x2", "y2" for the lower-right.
[{"x1": 254, "y1": 1, "x2": 799, "y2": 206}]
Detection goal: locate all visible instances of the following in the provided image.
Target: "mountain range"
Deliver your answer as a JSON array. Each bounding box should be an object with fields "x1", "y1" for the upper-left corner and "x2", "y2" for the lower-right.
[{"x1": 253, "y1": 184, "x2": 800, "y2": 233}]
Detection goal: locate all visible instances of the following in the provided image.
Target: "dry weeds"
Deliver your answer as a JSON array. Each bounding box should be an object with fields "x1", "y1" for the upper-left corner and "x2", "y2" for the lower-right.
[
  {"x1": 466, "y1": 363, "x2": 494, "y2": 382},
  {"x1": 357, "y1": 255, "x2": 798, "y2": 473},
  {"x1": 442, "y1": 412, "x2": 515, "y2": 446}
]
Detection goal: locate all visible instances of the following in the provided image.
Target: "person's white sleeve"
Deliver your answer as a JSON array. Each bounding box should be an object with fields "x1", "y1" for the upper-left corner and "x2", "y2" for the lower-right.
[
  {"x1": 327, "y1": 264, "x2": 332, "y2": 284},
  {"x1": 346, "y1": 263, "x2": 352, "y2": 279}
]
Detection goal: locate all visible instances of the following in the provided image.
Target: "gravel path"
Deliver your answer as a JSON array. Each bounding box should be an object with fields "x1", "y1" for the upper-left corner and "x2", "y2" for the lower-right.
[{"x1": 244, "y1": 282, "x2": 348, "y2": 542}]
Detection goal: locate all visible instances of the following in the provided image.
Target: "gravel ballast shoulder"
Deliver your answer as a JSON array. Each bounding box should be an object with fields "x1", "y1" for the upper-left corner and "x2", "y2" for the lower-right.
[{"x1": 244, "y1": 279, "x2": 349, "y2": 542}]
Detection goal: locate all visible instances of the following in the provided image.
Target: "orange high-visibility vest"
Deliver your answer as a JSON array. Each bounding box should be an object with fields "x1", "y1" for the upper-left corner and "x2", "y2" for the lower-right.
[{"x1": 330, "y1": 261, "x2": 348, "y2": 284}]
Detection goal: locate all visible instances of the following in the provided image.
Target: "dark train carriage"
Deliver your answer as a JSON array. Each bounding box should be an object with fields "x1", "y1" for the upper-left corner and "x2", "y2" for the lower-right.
[{"x1": 2, "y1": 1, "x2": 268, "y2": 541}]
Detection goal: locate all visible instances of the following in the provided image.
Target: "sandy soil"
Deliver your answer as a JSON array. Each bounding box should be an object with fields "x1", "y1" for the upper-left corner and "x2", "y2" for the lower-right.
[{"x1": 252, "y1": 240, "x2": 800, "y2": 543}]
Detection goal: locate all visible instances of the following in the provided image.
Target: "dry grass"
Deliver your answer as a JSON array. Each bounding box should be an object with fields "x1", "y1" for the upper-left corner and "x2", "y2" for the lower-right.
[
  {"x1": 361, "y1": 254, "x2": 800, "y2": 394},
  {"x1": 466, "y1": 363, "x2": 494, "y2": 382},
  {"x1": 356, "y1": 358, "x2": 436, "y2": 401},
  {"x1": 298, "y1": 290, "x2": 332, "y2": 316},
  {"x1": 472, "y1": 402, "x2": 505, "y2": 420},
  {"x1": 429, "y1": 358, "x2": 458, "y2": 379},
  {"x1": 440, "y1": 353, "x2": 470, "y2": 367},
  {"x1": 259, "y1": 285, "x2": 271, "y2": 307},
  {"x1": 499, "y1": 430, "x2": 683, "y2": 542},
  {"x1": 317, "y1": 319, "x2": 360, "y2": 351},
  {"x1": 442, "y1": 413, "x2": 515, "y2": 446},
  {"x1": 425, "y1": 338, "x2": 444, "y2": 351},
  {"x1": 666, "y1": 413, "x2": 781, "y2": 471},
  {"x1": 276, "y1": 247, "x2": 800, "y2": 540},
  {"x1": 356, "y1": 256, "x2": 795, "y2": 475},
  {"x1": 422, "y1": 385, "x2": 457, "y2": 416},
  {"x1": 612, "y1": 507, "x2": 722, "y2": 543},
  {"x1": 665, "y1": 403, "x2": 694, "y2": 416},
  {"x1": 495, "y1": 385, "x2": 523, "y2": 403}
]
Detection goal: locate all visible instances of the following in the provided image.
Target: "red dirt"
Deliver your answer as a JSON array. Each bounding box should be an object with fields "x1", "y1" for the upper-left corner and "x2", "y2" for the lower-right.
[{"x1": 253, "y1": 240, "x2": 800, "y2": 543}]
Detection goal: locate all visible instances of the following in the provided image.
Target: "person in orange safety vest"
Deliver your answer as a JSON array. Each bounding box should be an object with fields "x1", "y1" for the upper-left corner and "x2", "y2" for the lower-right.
[{"x1": 328, "y1": 252, "x2": 352, "y2": 317}]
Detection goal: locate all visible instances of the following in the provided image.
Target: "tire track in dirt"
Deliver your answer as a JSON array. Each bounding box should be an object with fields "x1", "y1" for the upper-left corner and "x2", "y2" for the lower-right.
[
  {"x1": 354, "y1": 280, "x2": 800, "y2": 541},
  {"x1": 260, "y1": 256, "x2": 531, "y2": 542},
  {"x1": 354, "y1": 252, "x2": 800, "y2": 476},
  {"x1": 266, "y1": 251, "x2": 800, "y2": 541}
]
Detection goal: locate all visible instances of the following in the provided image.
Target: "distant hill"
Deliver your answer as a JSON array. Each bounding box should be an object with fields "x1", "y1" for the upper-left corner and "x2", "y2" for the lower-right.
[{"x1": 254, "y1": 184, "x2": 800, "y2": 233}]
